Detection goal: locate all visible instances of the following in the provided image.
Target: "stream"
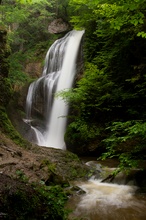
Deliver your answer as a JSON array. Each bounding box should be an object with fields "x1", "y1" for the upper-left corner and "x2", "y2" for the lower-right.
[{"x1": 67, "y1": 159, "x2": 146, "y2": 220}]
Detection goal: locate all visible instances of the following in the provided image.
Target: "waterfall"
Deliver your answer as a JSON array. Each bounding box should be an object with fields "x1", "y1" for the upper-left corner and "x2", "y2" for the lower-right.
[{"x1": 24, "y1": 30, "x2": 84, "y2": 150}]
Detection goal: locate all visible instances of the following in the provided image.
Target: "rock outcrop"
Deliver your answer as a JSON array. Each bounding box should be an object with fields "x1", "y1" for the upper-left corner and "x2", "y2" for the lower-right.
[{"x1": 48, "y1": 18, "x2": 70, "y2": 34}]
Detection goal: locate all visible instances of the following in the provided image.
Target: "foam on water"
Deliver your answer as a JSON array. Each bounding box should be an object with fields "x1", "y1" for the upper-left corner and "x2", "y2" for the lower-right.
[{"x1": 69, "y1": 178, "x2": 146, "y2": 220}]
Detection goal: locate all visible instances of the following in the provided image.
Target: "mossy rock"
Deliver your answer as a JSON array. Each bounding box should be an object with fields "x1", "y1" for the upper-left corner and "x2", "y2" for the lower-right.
[{"x1": 0, "y1": 106, "x2": 29, "y2": 148}]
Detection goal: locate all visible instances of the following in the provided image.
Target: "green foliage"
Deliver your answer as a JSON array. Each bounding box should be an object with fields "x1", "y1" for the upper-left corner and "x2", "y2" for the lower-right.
[
  {"x1": 0, "y1": 0, "x2": 56, "y2": 88},
  {"x1": 69, "y1": 0, "x2": 146, "y2": 35},
  {"x1": 60, "y1": 62, "x2": 115, "y2": 119},
  {"x1": 61, "y1": 63, "x2": 117, "y2": 150},
  {"x1": 35, "y1": 184, "x2": 68, "y2": 220},
  {"x1": 8, "y1": 51, "x2": 32, "y2": 88},
  {"x1": 16, "y1": 0, "x2": 44, "y2": 4},
  {"x1": 69, "y1": 0, "x2": 146, "y2": 63},
  {"x1": 0, "y1": 77, "x2": 13, "y2": 106},
  {"x1": 15, "y1": 170, "x2": 29, "y2": 182},
  {"x1": 101, "y1": 120, "x2": 146, "y2": 171},
  {"x1": 137, "y1": 31, "x2": 146, "y2": 38},
  {"x1": 41, "y1": 159, "x2": 56, "y2": 173}
]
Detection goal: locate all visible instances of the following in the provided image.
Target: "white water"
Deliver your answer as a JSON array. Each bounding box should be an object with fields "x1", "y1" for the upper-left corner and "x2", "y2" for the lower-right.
[
  {"x1": 68, "y1": 178, "x2": 146, "y2": 220},
  {"x1": 67, "y1": 159, "x2": 146, "y2": 220},
  {"x1": 77, "y1": 178, "x2": 136, "y2": 208},
  {"x1": 25, "y1": 30, "x2": 84, "y2": 149}
]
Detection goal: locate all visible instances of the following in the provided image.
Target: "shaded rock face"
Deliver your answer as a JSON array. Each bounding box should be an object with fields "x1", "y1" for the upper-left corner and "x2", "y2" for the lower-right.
[
  {"x1": 48, "y1": 18, "x2": 70, "y2": 34},
  {"x1": 25, "y1": 62, "x2": 43, "y2": 78}
]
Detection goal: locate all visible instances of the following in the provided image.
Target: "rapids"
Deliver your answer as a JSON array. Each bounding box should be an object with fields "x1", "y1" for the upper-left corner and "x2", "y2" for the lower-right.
[{"x1": 67, "y1": 160, "x2": 146, "y2": 220}]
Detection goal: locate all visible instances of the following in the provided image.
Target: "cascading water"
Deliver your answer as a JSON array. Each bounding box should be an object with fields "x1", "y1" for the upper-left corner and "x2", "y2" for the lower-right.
[
  {"x1": 67, "y1": 160, "x2": 146, "y2": 220},
  {"x1": 68, "y1": 178, "x2": 146, "y2": 220},
  {"x1": 24, "y1": 30, "x2": 84, "y2": 149}
]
